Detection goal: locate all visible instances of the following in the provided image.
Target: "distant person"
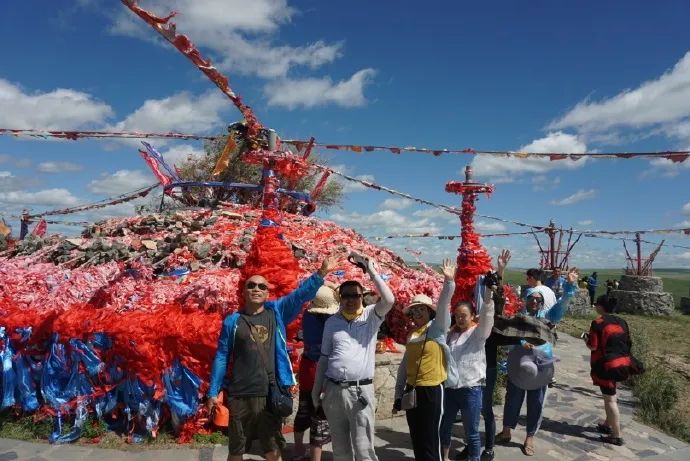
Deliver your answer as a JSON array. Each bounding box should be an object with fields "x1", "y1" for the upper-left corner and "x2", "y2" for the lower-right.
[
  {"x1": 605, "y1": 280, "x2": 614, "y2": 296},
  {"x1": 613, "y1": 280, "x2": 620, "y2": 290},
  {"x1": 584, "y1": 295, "x2": 644, "y2": 446},
  {"x1": 587, "y1": 272, "x2": 598, "y2": 305},
  {"x1": 525, "y1": 268, "x2": 557, "y2": 309},
  {"x1": 579, "y1": 277, "x2": 589, "y2": 290},
  {"x1": 545, "y1": 268, "x2": 565, "y2": 299}
]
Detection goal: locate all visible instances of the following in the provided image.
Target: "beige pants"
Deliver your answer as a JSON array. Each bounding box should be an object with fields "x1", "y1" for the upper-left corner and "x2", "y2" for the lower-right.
[{"x1": 322, "y1": 381, "x2": 378, "y2": 461}]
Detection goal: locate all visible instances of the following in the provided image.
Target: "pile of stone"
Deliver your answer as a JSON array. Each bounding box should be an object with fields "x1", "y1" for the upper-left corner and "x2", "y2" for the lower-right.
[
  {"x1": 610, "y1": 274, "x2": 675, "y2": 315},
  {"x1": 1, "y1": 209, "x2": 261, "y2": 271}
]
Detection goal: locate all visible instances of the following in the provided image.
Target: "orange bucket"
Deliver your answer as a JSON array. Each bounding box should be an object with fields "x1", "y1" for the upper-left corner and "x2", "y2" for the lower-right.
[{"x1": 211, "y1": 391, "x2": 230, "y2": 428}]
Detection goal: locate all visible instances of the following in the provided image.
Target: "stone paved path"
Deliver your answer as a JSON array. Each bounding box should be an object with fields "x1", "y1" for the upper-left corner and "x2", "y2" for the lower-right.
[{"x1": 1, "y1": 333, "x2": 688, "y2": 461}]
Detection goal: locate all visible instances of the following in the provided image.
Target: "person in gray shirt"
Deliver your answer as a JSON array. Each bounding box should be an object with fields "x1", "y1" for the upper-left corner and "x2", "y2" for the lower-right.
[{"x1": 311, "y1": 254, "x2": 395, "y2": 461}]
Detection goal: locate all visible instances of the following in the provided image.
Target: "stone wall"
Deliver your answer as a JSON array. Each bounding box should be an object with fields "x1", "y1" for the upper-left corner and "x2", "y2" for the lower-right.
[
  {"x1": 568, "y1": 288, "x2": 593, "y2": 316},
  {"x1": 610, "y1": 275, "x2": 674, "y2": 315},
  {"x1": 374, "y1": 348, "x2": 406, "y2": 421},
  {"x1": 618, "y1": 275, "x2": 664, "y2": 292}
]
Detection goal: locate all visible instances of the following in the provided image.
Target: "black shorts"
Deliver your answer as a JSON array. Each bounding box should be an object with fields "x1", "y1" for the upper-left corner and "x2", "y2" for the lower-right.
[
  {"x1": 228, "y1": 396, "x2": 285, "y2": 455},
  {"x1": 293, "y1": 390, "x2": 331, "y2": 447},
  {"x1": 600, "y1": 385, "x2": 617, "y2": 396}
]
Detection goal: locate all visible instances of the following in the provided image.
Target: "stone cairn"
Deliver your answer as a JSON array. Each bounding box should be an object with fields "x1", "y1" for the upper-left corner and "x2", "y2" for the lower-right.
[{"x1": 610, "y1": 274, "x2": 675, "y2": 315}]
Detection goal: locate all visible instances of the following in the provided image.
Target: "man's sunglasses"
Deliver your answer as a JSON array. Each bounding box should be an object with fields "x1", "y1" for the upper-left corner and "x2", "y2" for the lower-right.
[
  {"x1": 340, "y1": 293, "x2": 363, "y2": 300},
  {"x1": 245, "y1": 282, "x2": 269, "y2": 291}
]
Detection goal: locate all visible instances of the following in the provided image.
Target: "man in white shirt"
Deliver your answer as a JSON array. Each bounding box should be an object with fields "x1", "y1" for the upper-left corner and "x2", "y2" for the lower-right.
[
  {"x1": 312, "y1": 256, "x2": 395, "y2": 461},
  {"x1": 526, "y1": 268, "x2": 557, "y2": 310}
]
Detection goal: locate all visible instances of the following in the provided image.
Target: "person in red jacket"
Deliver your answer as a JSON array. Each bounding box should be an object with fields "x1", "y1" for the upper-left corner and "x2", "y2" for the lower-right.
[{"x1": 584, "y1": 295, "x2": 641, "y2": 446}]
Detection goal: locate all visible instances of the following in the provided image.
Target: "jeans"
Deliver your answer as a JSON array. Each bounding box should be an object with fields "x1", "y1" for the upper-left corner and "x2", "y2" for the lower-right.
[
  {"x1": 481, "y1": 368, "x2": 497, "y2": 451},
  {"x1": 441, "y1": 387, "x2": 483, "y2": 461},
  {"x1": 502, "y1": 380, "x2": 547, "y2": 436}
]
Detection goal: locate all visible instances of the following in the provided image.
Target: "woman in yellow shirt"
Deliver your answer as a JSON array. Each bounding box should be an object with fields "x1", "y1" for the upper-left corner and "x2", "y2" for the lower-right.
[{"x1": 394, "y1": 259, "x2": 457, "y2": 461}]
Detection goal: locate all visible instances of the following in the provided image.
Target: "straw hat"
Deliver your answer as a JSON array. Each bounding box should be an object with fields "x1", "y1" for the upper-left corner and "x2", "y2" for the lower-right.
[
  {"x1": 402, "y1": 293, "x2": 435, "y2": 315},
  {"x1": 507, "y1": 347, "x2": 556, "y2": 390},
  {"x1": 308, "y1": 285, "x2": 340, "y2": 315}
]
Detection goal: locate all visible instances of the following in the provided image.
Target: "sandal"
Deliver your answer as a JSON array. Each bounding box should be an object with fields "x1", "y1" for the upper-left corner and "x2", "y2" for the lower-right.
[
  {"x1": 596, "y1": 423, "x2": 612, "y2": 434},
  {"x1": 495, "y1": 432, "x2": 512, "y2": 444},
  {"x1": 522, "y1": 441, "x2": 535, "y2": 456},
  {"x1": 600, "y1": 435, "x2": 624, "y2": 446}
]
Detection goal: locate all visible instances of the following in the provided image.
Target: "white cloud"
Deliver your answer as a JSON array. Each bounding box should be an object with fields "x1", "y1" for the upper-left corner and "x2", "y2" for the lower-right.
[
  {"x1": 648, "y1": 156, "x2": 690, "y2": 176},
  {"x1": 475, "y1": 221, "x2": 507, "y2": 233},
  {"x1": 110, "y1": 1, "x2": 343, "y2": 78},
  {"x1": 412, "y1": 208, "x2": 458, "y2": 223},
  {"x1": 0, "y1": 154, "x2": 31, "y2": 168},
  {"x1": 471, "y1": 131, "x2": 588, "y2": 180},
  {"x1": 108, "y1": 1, "x2": 372, "y2": 108},
  {"x1": 328, "y1": 209, "x2": 441, "y2": 236},
  {"x1": 264, "y1": 69, "x2": 376, "y2": 109},
  {"x1": 550, "y1": 52, "x2": 690, "y2": 136},
  {"x1": 87, "y1": 170, "x2": 154, "y2": 195},
  {"x1": 110, "y1": 91, "x2": 228, "y2": 136},
  {"x1": 676, "y1": 220, "x2": 690, "y2": 227},
  {"x1": 340, "y1": 174, "x2": 376, "y2": 192},
  {"x1": 0, "y1": 171, "x2": 11, "y2": 177},
  {"x1": 379, "y1": 198, "x2": 413, "y2": 210},
  {"x1": 161, "y1": 144, "x2": 206, "y2": 168},
  {"x1": 37, "y1": 161, "x2": 83, "y2": 173},
  {"x1": 550, "y1": 188, "x2": 597, "y2": 206},
  {"x1": 577, "y1": 219, "x2": 593, "y2": 226},
  {"x1": 0, "y1": 78, "x2": 113, "y2": 130},
  {"x1": 683, "y1": 203, "x2": 690, "y2": 215},
  {"x1": 0, "y1": 188, "x2": 80, "y2": 207}
]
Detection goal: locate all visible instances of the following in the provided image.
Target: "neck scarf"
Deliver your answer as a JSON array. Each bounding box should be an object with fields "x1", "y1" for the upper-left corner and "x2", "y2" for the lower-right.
[{"x1": 341, "y1": 307, "x2": 364, "y2": 321}]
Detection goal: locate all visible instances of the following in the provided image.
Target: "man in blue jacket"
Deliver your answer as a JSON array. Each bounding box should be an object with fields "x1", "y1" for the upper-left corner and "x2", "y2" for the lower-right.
[{"x1": 207, "y1": 255, "x2": 339, "y2": 461}]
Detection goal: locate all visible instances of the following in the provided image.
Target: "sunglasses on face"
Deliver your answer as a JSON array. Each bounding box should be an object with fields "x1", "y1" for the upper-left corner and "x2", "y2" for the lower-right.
[
  {"x1": 408, "y1": 306, "x2": 427, "y2": 316},
  {"x1": 527, "y1": 296, "x2": 543, "y2": 303},
  {"x1": 245, "y1": 282, "x2": 268, "y2": 291},
  {"x1": 340, "y1": 293, "x2": 362, "y2": 300}
]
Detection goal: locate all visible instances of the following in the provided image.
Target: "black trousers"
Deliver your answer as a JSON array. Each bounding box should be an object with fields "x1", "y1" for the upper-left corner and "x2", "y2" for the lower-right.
[{"x1": 406, "y1": 384, "x2": 444, "y2": 461}]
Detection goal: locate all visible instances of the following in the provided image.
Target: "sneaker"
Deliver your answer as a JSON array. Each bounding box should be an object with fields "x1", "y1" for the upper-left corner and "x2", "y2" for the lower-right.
[
  {"x1": 453, "y1": 446, "x2": 469, "y2": 460},
  {"x1": 600, "y1": 435, "x2": 624, "y2": 446},
  {"x1": 480, "y1": 449, "x2": 495, "y2": 461}
]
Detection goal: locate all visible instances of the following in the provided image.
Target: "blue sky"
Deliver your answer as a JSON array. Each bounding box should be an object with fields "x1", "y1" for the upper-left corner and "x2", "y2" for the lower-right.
[{"x1": 1, "y1": 0, "x2": 689, "y2": 268}]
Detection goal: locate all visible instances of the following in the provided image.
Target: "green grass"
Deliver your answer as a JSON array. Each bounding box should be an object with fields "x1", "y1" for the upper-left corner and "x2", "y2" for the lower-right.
[
  {"x1": 0, "y1": 411, "x2": 53, "y2": 441},
  {"x1": 502, "y1": 268, "x2": 690, "y2": 309}
]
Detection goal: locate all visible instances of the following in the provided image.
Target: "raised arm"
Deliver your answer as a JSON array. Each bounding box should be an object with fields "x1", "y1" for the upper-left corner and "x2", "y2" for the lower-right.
[
  {"x1": 369, "y1": 258, "x2": 395, "y2": 318},
  {"x1": 277, "y1": 255, "x2": 339, "y2": 324},
  {"x1": 544, "y1": 267, "x2": 579, "y2": 324},
  {"x1": 477, "y1": 285, "x2": 496, "y2": 340},
  {"x1": 428, "y1": 259, "x2": 456, "y2": 337}
]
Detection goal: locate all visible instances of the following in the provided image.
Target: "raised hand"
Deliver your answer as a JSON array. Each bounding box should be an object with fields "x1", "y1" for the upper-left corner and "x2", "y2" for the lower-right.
[
  {"x1": 567, "y1": 267, "x2": 579, "y2": 284},
  {"x1": 318, "y1": 254, "x2": 340, "y2": 277},
  {"x1": 440, "y1": 258, "x2": 457, "y2": 281},
  {"x1": 497, "y1": 249, "x2": 511, "y2": 275}
]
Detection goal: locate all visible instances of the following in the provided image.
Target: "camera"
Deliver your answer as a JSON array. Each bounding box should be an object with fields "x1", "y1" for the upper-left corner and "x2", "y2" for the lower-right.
[
  {"x1": 348, "y1": 251, "x2": 370, "y2": 272},
  {"x1": 482, "y1": 271, "x2": 500, "y2": 288}
]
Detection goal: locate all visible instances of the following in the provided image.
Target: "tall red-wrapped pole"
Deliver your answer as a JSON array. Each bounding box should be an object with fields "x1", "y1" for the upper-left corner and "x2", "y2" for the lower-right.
[{"x1": 445, "y1": 166, "x2": 496, "y2": 307}]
